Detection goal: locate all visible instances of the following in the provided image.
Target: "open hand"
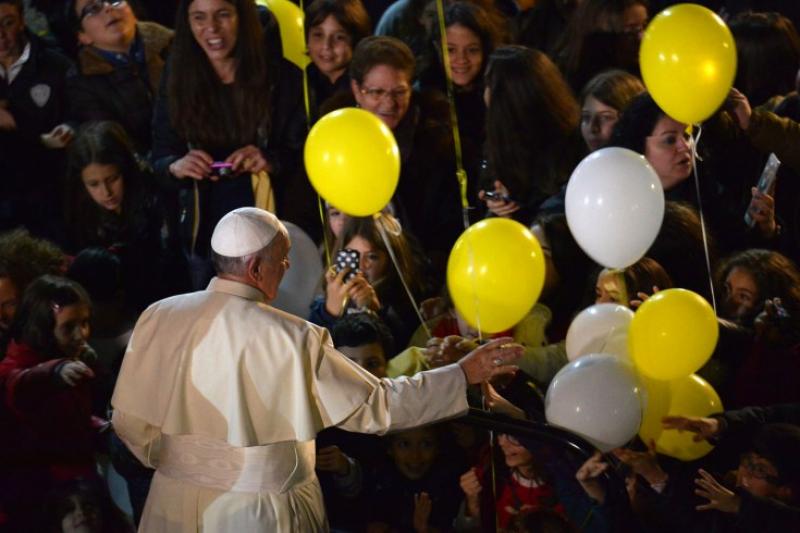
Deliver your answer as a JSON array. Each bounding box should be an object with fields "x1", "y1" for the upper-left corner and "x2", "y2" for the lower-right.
[
  {"x1": 695, "y1": 469, "x2": 741, "y2": 513},
  {"x1": 458, "y1": 337, "x2": 522, "y2": 384},
  {"x1": 661, "y1": 415, "x2": 720, "y2": 442}
]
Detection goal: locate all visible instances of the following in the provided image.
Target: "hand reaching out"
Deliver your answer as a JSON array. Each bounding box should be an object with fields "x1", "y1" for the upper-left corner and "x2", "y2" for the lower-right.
[
  {"x1": 576, "y1": 451, "x2": 609, "y2": 504},
  {"x1": 661, "y1": 415, "x2": 721, "y2": 442},
  {"x1": 58, "y1": 360, "x2": 95, "y2": 387},
  {"x1": 481, "y1": 381, "x2": 526, "y2": 420},
  {"x1": 695, "y1": 469, "x2": 741, "y2": 513}
]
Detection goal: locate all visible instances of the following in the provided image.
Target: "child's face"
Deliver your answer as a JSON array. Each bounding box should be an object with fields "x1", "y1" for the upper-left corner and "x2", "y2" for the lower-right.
[
  {"x1": 327, "y1": 206, "x2": 348, "y2": 239},
  {"x1": 339, "y1": 341, "x2": 387, "y2": 378},
  {"x1": 736, "y1": 452, "x2": 786, "y2": 500},
  {"x1": 61, "y1": 494, "x2": 100, "y2": 533},
  {"x1": 389, "y1": 427, "x2": 438, "y2": 480},
  {"x1": 722, "y1": 267, "x2": 760, "y2": 323},
  {"x1": 54, "y1": 303, "x2": 91, "y2": 358},
  {"x1": 81, "y1": 163, "x2": 124, "y2": 214},
  {"x1": 345, "y1": 235, "x2": 388, "y2": 284},
  {"x1": 498, "y1": 433, "x2": 534, "y2": 471},
  {"x1": 307, "y1": 15, "x2": 353, "y2": 80},
  {"x1": 595, "y1": 269, "x2": 628, "y2": 306}
]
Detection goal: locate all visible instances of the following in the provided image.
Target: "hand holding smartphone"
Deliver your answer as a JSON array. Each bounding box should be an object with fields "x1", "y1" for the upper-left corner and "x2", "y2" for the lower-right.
[
  {"x1": 745, "y1": 153, "x2": 780, "y2": 227},
  {"x1": 334, "y1": 249, "x2": 361, "y2": 283}
]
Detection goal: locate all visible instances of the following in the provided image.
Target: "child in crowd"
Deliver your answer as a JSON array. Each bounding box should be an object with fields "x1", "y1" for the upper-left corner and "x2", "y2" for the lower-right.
[
  {"x1": 315, "y1": 312, "x2": 394, "y2": 531},
  {"x1": 64, "y1": 121, "x2": 186, "y2": 311},
  {"x1": 310, "y1": 214, "x2": 432, "y2": 347},
  {"x1": 44, "y1": 478, "x2": 134, "y2": 532},
  {"x1": 367, "y1": 424, "x2": 465, "y2": 532},
  {"x1": 457, "y1": 433, "x2": 567, "y2": 531},
  {"x1": 0, "y1": 275, "x2": 102, "y2": 527},
  {"x1": 593, "y1": 257, "x2": 673, "y2": 308}
]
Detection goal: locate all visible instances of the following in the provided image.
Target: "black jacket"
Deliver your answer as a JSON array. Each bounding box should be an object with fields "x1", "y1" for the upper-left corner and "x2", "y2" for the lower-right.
[
  {"x1": 0, "y1": 32, "x2": 72, "y2": 192},
  {"x1": 321, "y1": 89, "x2": 465, "y2": 266},
  {"x1": 66, "y1": 21, "x2": 173, "y2": 155},
  {"x1": 150, "y1": 52, "x2": 307, "y2": 257},
  {"x1": 0, "y1": 33, "x2": 72, "y2": 240}
]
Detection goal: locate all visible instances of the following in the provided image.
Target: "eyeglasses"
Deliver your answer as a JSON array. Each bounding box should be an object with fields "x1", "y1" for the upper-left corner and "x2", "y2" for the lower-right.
[
  {"x1": 79, "y1": 0, "x2": 126, "y2": 22},
  {"x1": 646, "y1": 131, "x2": 693, "y2": 151},
  {"x1": 740, "y1": 453, "x2": 781, "y2": 484},
  {"x1": 360, "y1": 86, "x2": 411, "y2": 103}
]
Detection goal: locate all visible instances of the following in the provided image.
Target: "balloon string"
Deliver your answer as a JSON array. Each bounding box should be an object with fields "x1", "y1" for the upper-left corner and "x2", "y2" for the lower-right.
[
  {"x1": 598, "y1": 324, "x2": 619, "y2": 354},
  {"x1": 374, "y1": 214, "x2": 431, "y2": 339},
  {"x1": 435, "y1": 0, "x2": 471, "y2": 228},
  {"x1": 465, "y1": 230, "x2": 483, "y2": 344},
  {"x1": 318, "y1": 197, "x2": 332, "y2": 269},
  {"x1": 293, "y1": 10, "x2": 331, "y2": 270},
  {"x1": 690, "y1": 124, "x2": 717, "y2": 314},
  {"x1": 482, "y1": 393, "x2": 500, "y2": 533}
]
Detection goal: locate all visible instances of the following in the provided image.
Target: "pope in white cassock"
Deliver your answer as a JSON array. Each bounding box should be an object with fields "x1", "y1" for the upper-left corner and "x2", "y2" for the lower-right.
[{"x1": 111, "y1": 207, "x2": 522, "y2": 532}]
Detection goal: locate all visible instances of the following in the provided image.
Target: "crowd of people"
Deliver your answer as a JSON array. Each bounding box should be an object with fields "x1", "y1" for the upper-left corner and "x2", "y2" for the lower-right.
[{"x1": 2, "y1": 0, "x2": 800, "y2": 530}]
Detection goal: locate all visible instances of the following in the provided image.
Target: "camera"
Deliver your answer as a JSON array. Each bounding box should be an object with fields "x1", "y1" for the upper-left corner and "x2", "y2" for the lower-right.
[{"x1": 211, "y1": 162, "x2": 233, "y2": 178}]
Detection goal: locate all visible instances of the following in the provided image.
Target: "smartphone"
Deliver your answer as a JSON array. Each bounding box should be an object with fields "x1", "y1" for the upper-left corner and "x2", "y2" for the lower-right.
[
  {"x1": 484, "y1": 191, "x2": 511, "y2": 202},
  {"x1": 745, "y1": 153, "x2": 780, "y2": 227},
  {"x1": 334, "y1": 249, "x2": 361, "y2": 283}
]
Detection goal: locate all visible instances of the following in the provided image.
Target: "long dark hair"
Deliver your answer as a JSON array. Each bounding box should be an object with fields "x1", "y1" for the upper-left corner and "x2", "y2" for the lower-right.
[
  {"x1": 64, "y1": 121, "x2": 148, "y2": 249},
  {"x1": 168, "y1": 0, "x2": 271, "y2": 148},
  {"x1": 715, "y1": 249, "x2": 800, "y2": 317},
  {"x1": 418, "y1": 1, "x2": 502, "y2": 89},
  {"x1": 484, "y1": 46, "x2": 579, "y2": 200},
  {"x1": 554, "y1": 0, "x2": 647, "y2": 84},
  {"x1": 333, "y1": 215, "x2": 430, "y2": 300},
  {"x1": 9, "y1": 275, "x2": 90, "y2": 358},
  {"x1": 731, "y1": 12, "x2": 800, "y2": 107}
]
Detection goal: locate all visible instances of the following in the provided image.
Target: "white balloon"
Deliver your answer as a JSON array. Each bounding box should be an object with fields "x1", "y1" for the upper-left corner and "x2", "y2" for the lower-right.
[
  {"x1": 271, "y1": 222, "x2": 323, "y2": 318},
  {"x1": 565, "y1": 148, "x2": 665, "y2": 268},
  {"x1": 566, "y1": 304, "x2": 634, "y2": 361},
  {"x1": 545, "y1": 354, "x2": 642, "y2": 451}
]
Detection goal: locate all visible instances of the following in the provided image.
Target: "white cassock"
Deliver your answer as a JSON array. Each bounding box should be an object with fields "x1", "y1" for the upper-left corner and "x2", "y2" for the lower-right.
[{"x1": 111, "y1": 277, "x2": 469, "y2": 532}]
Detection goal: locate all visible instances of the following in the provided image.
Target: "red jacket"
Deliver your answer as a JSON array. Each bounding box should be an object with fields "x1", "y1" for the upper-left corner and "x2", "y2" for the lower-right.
[{"x1": 0, "y1": 341, "x2": 96, "y2": 479}]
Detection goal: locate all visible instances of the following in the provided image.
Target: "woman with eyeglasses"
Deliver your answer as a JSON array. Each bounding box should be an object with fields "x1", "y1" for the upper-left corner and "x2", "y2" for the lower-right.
[
  {"x1": 150, "y1": 0, "x2": 306, "y2": 288},
  {"x1": 323, "y1": 35, "x2": 464, "y2": 266},
  {"x1": 66, "y1": 0, "x2": 173, "y2": 155}
]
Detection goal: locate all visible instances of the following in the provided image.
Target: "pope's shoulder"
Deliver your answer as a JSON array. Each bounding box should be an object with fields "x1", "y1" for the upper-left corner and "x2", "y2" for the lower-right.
[{"x1": 137, "y1": 286, "x2": 329, "y2": 340}]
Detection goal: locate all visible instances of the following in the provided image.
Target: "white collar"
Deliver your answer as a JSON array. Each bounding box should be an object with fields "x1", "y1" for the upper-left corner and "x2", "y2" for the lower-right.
[{"x1": 0, "y1": 41, "x2": 31, "y2": 83}]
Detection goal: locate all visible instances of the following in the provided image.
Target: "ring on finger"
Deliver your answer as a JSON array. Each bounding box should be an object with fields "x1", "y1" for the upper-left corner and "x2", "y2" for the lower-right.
[{"x1": 493, "y1": 357, "x2": 503, "y2": 367}]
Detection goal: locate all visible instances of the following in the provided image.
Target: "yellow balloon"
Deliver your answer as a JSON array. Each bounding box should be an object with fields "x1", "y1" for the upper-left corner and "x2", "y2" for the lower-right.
[
  {"x1": 640, "y1": 374, "x2": 723, "y2": 461},
  {"x1": 629, "y1": 288, "x2": 718, "y2": 381},
  {"x1": 304, "y1": 108, "x2": 400, "y2": 216},
  {"x1": 258, "y1": 0, "x2": 310, "y2": 69},
  {"x1": 640, "y1": 4, "x2": 736, "y2": 124},
  {"x1": 447, "y1": 219, "x2": 545, "y2": 333}
]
